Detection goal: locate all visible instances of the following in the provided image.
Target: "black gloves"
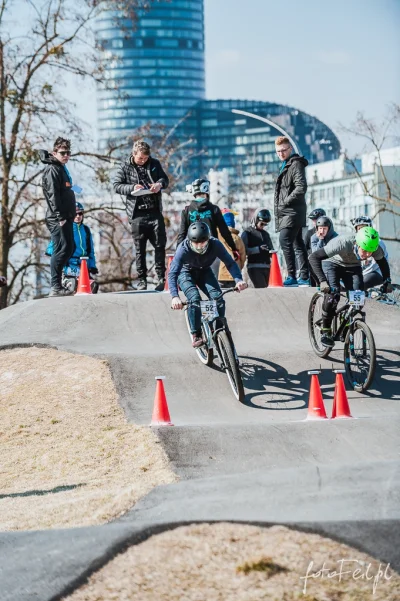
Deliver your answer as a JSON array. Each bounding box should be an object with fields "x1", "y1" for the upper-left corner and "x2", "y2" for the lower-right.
[{"x1": 89, "y1": 267, "x2": 99, "y2": 275}]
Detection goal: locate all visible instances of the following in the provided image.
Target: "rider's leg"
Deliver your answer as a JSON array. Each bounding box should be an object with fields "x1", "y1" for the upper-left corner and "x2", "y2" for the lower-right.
[
  {"x1": 198, "y1": 268, "x2": 225, "y2": 318},
  {"x1": 363, "y1": 271, "x2": 383, "y2": 290},
  {"x1": 177, "y1": 271, "x2": 202, "y2": 335},
  {"x1": 342, "y1": 265, "x2": 364, "y2": 292},
  {"x1": 321, "y1": 263, "x2": 341, "y2": 345}
]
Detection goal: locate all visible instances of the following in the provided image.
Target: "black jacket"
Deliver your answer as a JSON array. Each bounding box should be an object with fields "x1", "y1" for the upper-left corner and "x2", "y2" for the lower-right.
[
  {"x1": 113, "y1": 156, "x2": 169, "y2": 221},
  {"x1": 304, "y1": 226, "x2": 315, "y2": 255},
  {"x1": 176, "y1": 198, "x2": 236, "y2": 253},
  {"x1": 40, "y1": 150, "x2": 76, "y2": 222},
  {"x1": 274, "y1": 154, "x2": 308, "y2": 232},
  {"x1": 241, "y1": 226, "x2": 274, "y2": 266}
]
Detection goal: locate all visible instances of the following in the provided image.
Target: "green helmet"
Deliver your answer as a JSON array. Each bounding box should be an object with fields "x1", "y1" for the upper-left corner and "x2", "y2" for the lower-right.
[{"x1": 355, "y1": 226, "x2": 380, "y2": 252}]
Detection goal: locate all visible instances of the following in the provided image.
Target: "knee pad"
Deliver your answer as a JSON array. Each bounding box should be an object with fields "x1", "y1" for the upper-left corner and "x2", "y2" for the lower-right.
[{"x1": 322, "y1": 292, "x2": 339, "y2": 318}]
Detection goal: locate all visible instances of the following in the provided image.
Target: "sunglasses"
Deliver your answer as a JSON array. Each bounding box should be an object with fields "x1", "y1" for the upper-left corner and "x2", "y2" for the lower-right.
[
  {"x1": 57, "y1": 150, "x2": 71, "y2": 156},
  {"x1": 76, "y1": 212, "x2": 83, "y2": 216}
]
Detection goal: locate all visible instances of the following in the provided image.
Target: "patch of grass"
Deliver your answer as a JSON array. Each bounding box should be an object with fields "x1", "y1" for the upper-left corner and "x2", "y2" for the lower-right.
[
  {"x1": 51, "y1": 419, "x2": 60, "y2": 425},
  {"x1": 236, "y1": 556, "x2": 288, "y2": 577}
]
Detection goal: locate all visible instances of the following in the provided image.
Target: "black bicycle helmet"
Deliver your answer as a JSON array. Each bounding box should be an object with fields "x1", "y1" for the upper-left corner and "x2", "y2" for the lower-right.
[
  {"x1": 256, "y1": 209, "x2": 271, "y2": 223},
  {"x1": 316, "y1": 216, "x2": 332, "y2": 229},
  {"x1": 308, "y1": 208, "x2": 326, "y2": 220},
  {"x1": 187, "y1": 221, "x2": 210, "y2": 243}
]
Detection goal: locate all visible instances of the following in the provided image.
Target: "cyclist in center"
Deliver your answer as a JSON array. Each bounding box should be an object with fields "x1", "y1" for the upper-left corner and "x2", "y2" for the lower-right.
[
  {"x1": 309, "y1": 226, "x2": 392, "y2": 348},
  {"x1": 169, "y1": 222, "x2": 247, "y2": 348}
]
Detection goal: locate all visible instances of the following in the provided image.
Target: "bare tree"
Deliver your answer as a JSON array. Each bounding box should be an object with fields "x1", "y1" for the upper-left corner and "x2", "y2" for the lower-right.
[
  {"x1": 0, "y1": 0, "x2": 163, "y2": 308},
  {"x1": 340, "y1": 105, "x2": 400, "y2": 240}
]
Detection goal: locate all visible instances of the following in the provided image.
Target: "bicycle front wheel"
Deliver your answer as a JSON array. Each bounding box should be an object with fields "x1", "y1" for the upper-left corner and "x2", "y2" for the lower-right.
[
  {"x1": 216, "y1": 330, "x2": 244, "y2": 403},
  {"x1": 308, "y1": 293, "x2": 332, "y2": 358},
  {"x1": 184, "y1": 308, "x2": 213, "y2": 366},
  {"x1": 344, "y1": 320, "x2": 376, "y2": 392}
]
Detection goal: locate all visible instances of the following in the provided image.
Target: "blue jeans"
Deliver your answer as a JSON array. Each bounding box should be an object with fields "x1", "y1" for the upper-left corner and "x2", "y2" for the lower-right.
[{"x1": 178, "y1": 268, "x2": 225, "y2": 334}]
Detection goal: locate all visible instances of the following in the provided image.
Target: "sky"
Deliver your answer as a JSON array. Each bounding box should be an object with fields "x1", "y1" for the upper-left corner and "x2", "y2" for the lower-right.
[{"x1": 73, "y1": 0, "x2": 400, "y2": 155}]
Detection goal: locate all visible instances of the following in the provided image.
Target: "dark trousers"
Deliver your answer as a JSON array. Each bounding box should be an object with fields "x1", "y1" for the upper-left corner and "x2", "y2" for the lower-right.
[
  {"x1": 363, "y1": 271, "x2": 383, "y2": 290},
  {"x1": 322, "y1": 262, "x2": 364, "y2": 328},
  {"x1": 279, "y1": 226, "x2": 309, "y2": 280},
  {"x1": 46, "y1": 218, "x2": 74, "y2": 289},
  {"x1": 248, "y1": 267, "x2": 270, "y2": 288},
  {"x1": 131, "y1": 212, "x2": 166, "y2": 280},
  {"x1": 178, "y1": 268, "x2": 225, "y2": 334}
]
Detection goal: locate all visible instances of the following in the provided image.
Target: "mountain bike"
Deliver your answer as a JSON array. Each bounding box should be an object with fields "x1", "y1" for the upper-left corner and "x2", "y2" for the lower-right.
[
  {"x1": 183, "y1": 287, "x2": 244, "y2": 402},
  {"x1": 308, "y1": 290, "x2": 376, "y2": 392}
]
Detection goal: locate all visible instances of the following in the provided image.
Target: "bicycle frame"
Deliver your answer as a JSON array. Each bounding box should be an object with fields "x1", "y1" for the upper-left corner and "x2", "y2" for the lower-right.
[{"x1": 333, "y1": 297, "x2": 366, "y2": 342}]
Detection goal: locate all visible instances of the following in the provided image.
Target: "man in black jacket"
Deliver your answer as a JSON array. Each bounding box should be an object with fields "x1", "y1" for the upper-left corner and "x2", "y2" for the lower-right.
[
  {"x1": 241, "y1": 208, "x2": 274, "y2": 288},
  {"x1": 274, "y1": 136, "x2": 310, "y2": 287},
  {"x1": 113, "y1": 140, "x2": 169, "y2": 291},
  {"x1": 41, "y1": 137, "x2": 76, "y2": 296}
]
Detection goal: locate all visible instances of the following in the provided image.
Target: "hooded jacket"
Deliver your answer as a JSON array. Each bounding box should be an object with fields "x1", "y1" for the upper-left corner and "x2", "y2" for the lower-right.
[
  {"x1": 218, "y1": 227, "x2": 246, "y2": 282},
  {"x1": 274, "y1": 154, "x2": 308, "y2": 231},
  {"x1": 40, "y1": 150, "x2": 76, "y2": 222},
  {"x1": 177, "y1": 196, "x2": 237, "y2": 253},
  {"x1": 310, "y1": 218, "x2": 338, "y2": 253},
  {"x1": 113, "y1": 155, "x2": 169, "y2": 221},
  {"x1": 46, "y1": 222, "x2": 96, "y2": 270}
]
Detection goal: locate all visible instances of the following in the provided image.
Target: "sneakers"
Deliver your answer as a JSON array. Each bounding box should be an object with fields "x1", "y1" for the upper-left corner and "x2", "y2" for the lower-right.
[
  {"x1": 136, "y1": 279, "x2": 147, "y2": 291},
  {"x1": 298, "y1": 278, "x2": 311, "y2": 287},
  {"x1": 154, "y1": 278, "x2": 165, "y2": 292},
  {"x1": 191, "y1": 334, "x2": 204, "y2": 348},
  {"x1": 283, "y1": 276, "x2": 298, "y2": 287},
  {"x1": 48, "y1": 287, "x2": 73, "y2": 297},
  {"x1": 320, "y1": 329, "x2": 334, "y2": 348}
]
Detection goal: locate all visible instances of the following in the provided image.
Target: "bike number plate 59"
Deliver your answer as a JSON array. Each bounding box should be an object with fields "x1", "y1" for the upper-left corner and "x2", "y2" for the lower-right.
[
  {"x1": 200, "y1": 300, "x2": 218, "y2": 320},
  {"x1": 348, "y1": 290, "x2": 365, "y2": 306}
]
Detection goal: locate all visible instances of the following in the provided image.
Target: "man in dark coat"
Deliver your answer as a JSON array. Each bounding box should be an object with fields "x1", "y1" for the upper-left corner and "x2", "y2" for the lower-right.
[
  {"x1": 41, "y1": 137, "x2": 76, "y2": 296},
  {"x1": 274, "y1": 136, "x2": 310, "y2": 287},
  {"x1": 113, "y1": 140, "x2": 169, "y2": 291}
]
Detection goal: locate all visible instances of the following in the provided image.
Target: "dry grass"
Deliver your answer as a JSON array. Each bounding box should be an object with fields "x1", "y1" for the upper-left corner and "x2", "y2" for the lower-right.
[
  {"x1": 0, "y1": 347, "x2": 177, "y2": 530},
  {"x1": 64, "y1": 523, "x2": 400, "y2": 601}
]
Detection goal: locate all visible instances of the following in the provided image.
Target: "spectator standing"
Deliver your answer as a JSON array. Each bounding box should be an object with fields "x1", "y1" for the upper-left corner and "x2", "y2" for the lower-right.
[
  {"x1": 274, "y1": 136, "x2": 310, "y2": 287},
  {"x1": 218, "y1": 209, "x2": 246, "y2": 288},
  {"x1": 241, "y1": 208, "x2": 274, "y2": 288},
  {"x1": 113, "y1": 140, "x2": 169, "y2": 291},
  {"x1": 40, "y1": 137, "x2": 76, "y2": 296}
]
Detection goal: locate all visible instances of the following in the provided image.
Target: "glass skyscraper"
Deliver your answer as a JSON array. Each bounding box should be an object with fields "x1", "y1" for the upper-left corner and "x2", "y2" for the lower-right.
[{"x1": 96, "y1": 0, "x2": 205, "y2": 150}]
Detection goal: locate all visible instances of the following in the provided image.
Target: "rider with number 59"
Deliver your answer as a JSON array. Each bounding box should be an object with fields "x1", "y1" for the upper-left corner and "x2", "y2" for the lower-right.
[
  {"x1": 308, "y1": 226, "x2": 391, "y2": 348},
  {"x1": 169, "y1": 222, "x2": 247, "y2": 348}
]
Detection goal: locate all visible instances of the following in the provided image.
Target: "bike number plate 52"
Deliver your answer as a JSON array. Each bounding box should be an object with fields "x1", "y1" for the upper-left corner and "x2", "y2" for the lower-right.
[
  {"x1": 348, "y1": 290, "x2": 365, "y2": 306},
  {"x1": 200, "y1": 300, "x2": 218, "y2": 320}
]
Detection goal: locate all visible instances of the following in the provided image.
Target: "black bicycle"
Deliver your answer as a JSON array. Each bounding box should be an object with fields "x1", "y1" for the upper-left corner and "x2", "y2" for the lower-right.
[
  {"x1": 308, "y1": 290, "x2": 376, "y2": 392},
  {"x1": 183, "y1": 287, "x2": 244, "y2": 402}
]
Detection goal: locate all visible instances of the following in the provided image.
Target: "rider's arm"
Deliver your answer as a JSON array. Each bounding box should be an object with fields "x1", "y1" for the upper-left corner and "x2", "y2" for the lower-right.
[
  {"x1": 215, "y1": 207, "x2": 236, "y2": 253},
  {"x1": 176, "y1": 209, "x2": 188, "y2": 246},
  {"x1": 167, "y1": 247, "x2": 184, "y2": 298},
  {"x1": 308, "y1": 248, "x2": 328, "y2": 284},
  {"x1": 215, "y1": 241, "x2": 242, "y2": 282},
  {"x1": 375, "y1": 256, "x2": 391, "y2": 281}
]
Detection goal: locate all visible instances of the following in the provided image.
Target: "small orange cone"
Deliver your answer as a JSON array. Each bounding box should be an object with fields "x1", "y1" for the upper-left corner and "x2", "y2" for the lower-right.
[
  {"x1": 306, "y1": 370, "x2": 328, "y2": 420},
  {"x1": 163, "y1": 254, "x2": 174, "y2": 292},
  {"x1": 75, "y1": 257, "x2": 92, "y2": 295},
  {"x1": 151, "y1": 376, "x2": 173, "y2": 426},
  {"x1": 331, "y1": 370, "x2": 353, "y2": 419},
  {"x1": 268, "y1": 251, "x2": 283, "y2": 288}
]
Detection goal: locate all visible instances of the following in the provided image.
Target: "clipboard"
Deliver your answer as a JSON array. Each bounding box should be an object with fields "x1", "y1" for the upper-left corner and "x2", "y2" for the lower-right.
[{"x1": 132, "y1": 188, "x2": 156, "y2": 197}]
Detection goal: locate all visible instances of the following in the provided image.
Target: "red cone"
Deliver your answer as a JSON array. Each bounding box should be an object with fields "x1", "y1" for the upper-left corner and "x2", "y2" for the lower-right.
[
  {"x1": 151, "y1": 377, "x2": 173, "y2": 426},
  {"x1": 163, "y1": 254, "x2": 174, "y2": 292},
  {"x1": 268, "y1": 251, "x2": 283, "y2": 288},
  {"x1": 75, "y1": 258, "x2": 92, "y2": 295},
  {"x1": 331, "y1": 371, "x2": 353, "y2": 418},
  {"x1": 306, "y1": 371, "x2": 328, "y2": 420}
]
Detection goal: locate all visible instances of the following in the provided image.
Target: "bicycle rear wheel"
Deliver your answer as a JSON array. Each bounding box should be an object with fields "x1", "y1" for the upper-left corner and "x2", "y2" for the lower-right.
[
  {"x1": 216, "y1": 330, "x2": 244, "y2": 402},
  {"x1": 184, "y1": 308, "x2": 213, "y2": 366},
  {"x1": 344, "y1": 320, "x2": 376, "y2": 392},
  {"x1": 308, "y1": 293, "x2": 332, "y2": 358}
]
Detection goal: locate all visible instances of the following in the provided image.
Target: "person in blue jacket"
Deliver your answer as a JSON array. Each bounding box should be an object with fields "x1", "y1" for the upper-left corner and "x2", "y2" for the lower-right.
[
  {"x1": 46, "y1": 201, "x2": 98, "y2": 275},
  {"x1": 169, "y1": 222, "x2": 247, "y2": 347}
]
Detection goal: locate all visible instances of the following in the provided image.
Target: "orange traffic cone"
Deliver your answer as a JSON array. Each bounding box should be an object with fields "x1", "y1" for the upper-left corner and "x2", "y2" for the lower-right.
[
  {"x1": 151, "y1": 376, "x2": 173, "y2": 426},
  {"x1": 331, "y1": 370, "x2": 353, "y2": 419},
  {"x1": 268, "y1": 251, "x2": 283, "y2": 288},
  {"x1": 306, "y1": 370, "x2": 328, "y2": 420},
  {"x1": 163, "y1": 254, "x2": 174, "y2": 292},
  {"x1": 75, "y1": 257, "x2": 92, "y2": 295}
]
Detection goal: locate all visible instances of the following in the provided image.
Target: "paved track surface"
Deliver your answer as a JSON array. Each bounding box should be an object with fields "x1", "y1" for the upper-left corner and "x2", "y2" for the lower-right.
[{"x1": 0, "y1": 289, "x2": 399, "y2": 601}]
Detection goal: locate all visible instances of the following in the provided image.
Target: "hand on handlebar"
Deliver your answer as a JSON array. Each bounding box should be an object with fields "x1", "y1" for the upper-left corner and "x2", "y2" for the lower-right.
[
  {"x1": 235, "y1": 281, "x2": 248, "y2": 292},
  {"x1": 171, "y1": 296, "x2": 183, "y2": 310},
  {"x1": 319, "y1": 281, "x2": 330, "y2": 293}
]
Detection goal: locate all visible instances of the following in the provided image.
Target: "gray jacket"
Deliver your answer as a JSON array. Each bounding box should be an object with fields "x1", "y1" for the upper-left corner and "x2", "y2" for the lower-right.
[
  {"x1": 323, "y1": 234, "x2": 384, "y2": 267},
  {"x1": 274, "y1": 154, "x2": 308, "y2": 232}
]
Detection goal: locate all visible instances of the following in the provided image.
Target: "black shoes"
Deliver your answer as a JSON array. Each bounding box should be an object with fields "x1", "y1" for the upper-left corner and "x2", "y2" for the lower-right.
[
  {"x1": 320, "y1": 329, "x2": 334, "y2": 347},
  {"x1": 136, "y1": 279, "x2": 147, "y2": 291},
  {"x1": 154, "y1": 278, "x2": 165, "y2": 292}
]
